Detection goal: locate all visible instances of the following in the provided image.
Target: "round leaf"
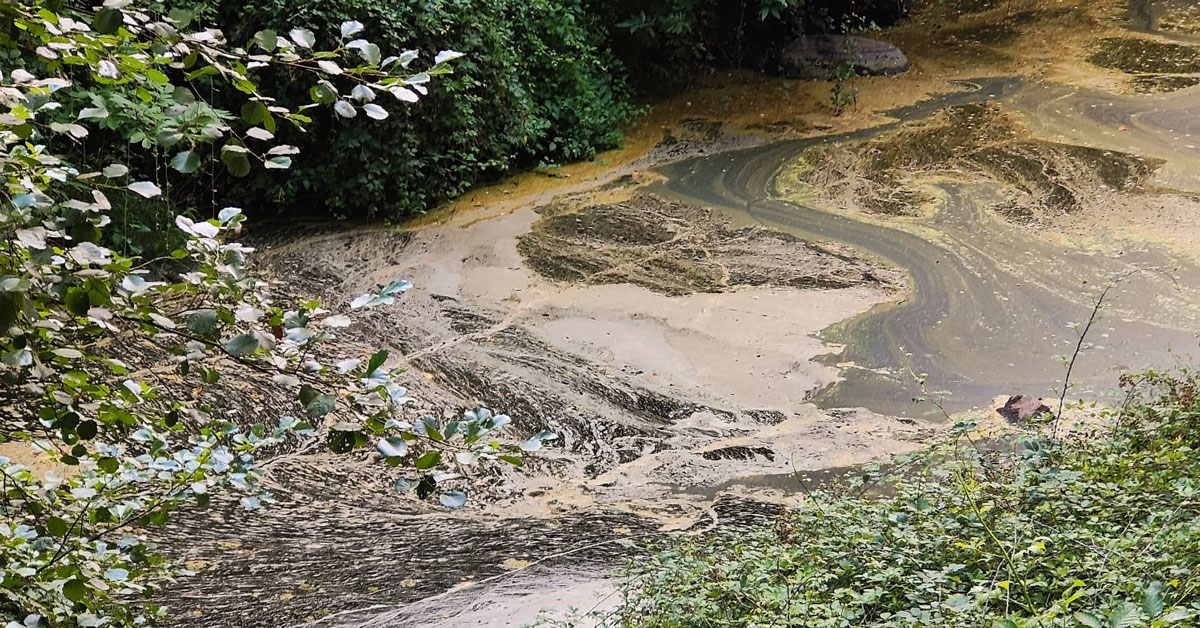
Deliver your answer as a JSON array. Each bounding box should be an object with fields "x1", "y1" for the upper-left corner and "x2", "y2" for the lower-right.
[
  {"x1": 333, "y1": 100, "x2": 357, "y2": 118},
  {"x1": 93, "y1": 8, "x2": 123, "y2": 34},
  {"x1": 170, "y1": 150, "x2": 201, "y2": 174},
  {"x1": 377, "y1": 437, "x2": 407, "y2": 458}
]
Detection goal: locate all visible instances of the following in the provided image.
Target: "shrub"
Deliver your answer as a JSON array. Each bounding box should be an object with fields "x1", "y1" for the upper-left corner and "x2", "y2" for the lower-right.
[
  {"x1": 594, "y1": 0, "x2": 910, "y2": 93},
  {"x1": 0, "y1": 3, "x2": 552, "y2": 625},
  {"x1": 171, "y1": 0, "x2": 636, "y2": 220}
]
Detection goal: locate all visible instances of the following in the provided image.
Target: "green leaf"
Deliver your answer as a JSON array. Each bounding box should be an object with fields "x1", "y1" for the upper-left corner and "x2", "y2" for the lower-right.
[
  {"x1": 65, "y1": 287, "x2": 90, "y2": 316},
  {"x1": 299, "y1": 385, "x2": 337, "y2": 416},
  {"x1": 1109, "y1": 602, "x2": 1141, "y2": 628},
  {"x1": 305, "y1": 393, "x2": 336, "y2": 417},
  {"x1": 93, "y1": 8, "x2": 123, "y2": 34},
  {"x1": 241, "y1": 101, "x2": 270, "y2": 126},
  {"x1": 299, "y1": 384, "x2": 318, "y2": 407},
  {"x1": 185, "y1": 309, "x2": 218, "y2": 336},
  {"x1": 415, "y1": 451, "x2": 441, "y2": 469},
  {"x1": 252, "y1": 29, "x2": 278, "y2": 52},
  {"x1": 328, "y1": 429, "x2": 356, "y2": 453},
  {"x1": 1161, "y1": 609, "x2": 1194, "y2": 623},
  {"x1": 156, "y1": 128, "x2": 184, "y2": 147},
  {"x1": 46, "y1": 516, "x2": 69, "y2": 537},
  {"x1": 225, "y1": 333, "x2": 259, "y2": 356},
  {"x1": 0, "y1": 293, "x2": 20, "y2": 330},
  {"x1": 1142, "y1": 582, "x2": 1164, "y2": 618},
  {"x1": 97, "y1": 457, "x2": 119, "y2": 473},
  {"x1": 1075, "y1": 611, "x2": 1104, "y2": 628},
  {"x1": 77, "y1": 420, "x2": 98, "y2": 440},
  {"x1": 172, "y1": 86, "x2": 196, "y2": 105},
  {"x1": 167, "y1": 7, "x2": 193, "y2": 25},
  {"x1": 221, "y1": 144, "x2": 251, "y2": 178},
  {"x1": 186, "y1": 65, "x2": 220, "y2": 80},
  {"x1": 499, "y1": 454, "x2": 523, "y2": 467},
  {"x1": 170, "y1": 150, "x2": 202, "y2": 174},
  {"x1": 367, "y1": 350, "x2": 388, "y2": 375},
  {"x1": 309, "y1": 81, "x2": 338, "y2": 104},
  {"x1": 63, "y1": 578, "x2": 88, "y2": 602}
]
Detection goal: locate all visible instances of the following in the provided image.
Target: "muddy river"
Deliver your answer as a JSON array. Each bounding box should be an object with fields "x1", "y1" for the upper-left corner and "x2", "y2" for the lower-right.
[
  {"x1": 166, "y1": 1, "x2": 1200, "y2": 626},
  {"x1": 658, "y1": 77, "x2": 1200, "y2": 415}
]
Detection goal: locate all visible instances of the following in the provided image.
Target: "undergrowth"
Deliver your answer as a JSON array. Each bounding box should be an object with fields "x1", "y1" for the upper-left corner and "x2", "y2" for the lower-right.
[{"x1": 539, "y1": 370, "x2": 1200, "y2": 627}]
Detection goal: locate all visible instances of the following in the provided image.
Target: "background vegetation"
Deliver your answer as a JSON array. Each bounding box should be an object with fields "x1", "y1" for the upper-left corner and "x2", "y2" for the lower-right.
[
  {"x1": 169, "y1": 0, "x2": 636, "y2": 219},
  {"x1": 113, "y1": 0, "x2": 910, "y2": 222}
]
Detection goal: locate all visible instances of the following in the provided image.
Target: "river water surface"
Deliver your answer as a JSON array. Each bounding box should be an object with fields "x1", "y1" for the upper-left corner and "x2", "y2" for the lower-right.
[{"x1": 657, "y1": 77, "x2": 1200, "y2": 415}]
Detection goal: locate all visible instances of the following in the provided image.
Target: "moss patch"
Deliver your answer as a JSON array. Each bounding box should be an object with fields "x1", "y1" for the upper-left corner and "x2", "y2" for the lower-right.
[
  {"x1": 1130, "y1": 74, "x2": 1200, "y2": 93},
  {"x1": 1158, "y1": 2, "x2": 1200, "y2": 35}
]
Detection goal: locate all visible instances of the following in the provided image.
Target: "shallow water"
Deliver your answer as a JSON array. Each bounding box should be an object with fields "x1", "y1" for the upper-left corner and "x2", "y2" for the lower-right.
[{"x1": 655, "y1": 77, "x2": 1200, "y2": 416}]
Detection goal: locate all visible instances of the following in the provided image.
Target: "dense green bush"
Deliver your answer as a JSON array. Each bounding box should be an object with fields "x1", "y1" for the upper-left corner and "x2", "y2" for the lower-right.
[
  {"x1": 169, "y1": 0, "x2": 635, "y2": 219},
  {"x1": 0, "y1": 3, "x2": 553, "y2": 623},
  {"x1": 593, "y1": 0, "x2": 910, "y2": 92},
  {"x1": 560, "y1": 371, "x2": 1200, "y2": 627}
]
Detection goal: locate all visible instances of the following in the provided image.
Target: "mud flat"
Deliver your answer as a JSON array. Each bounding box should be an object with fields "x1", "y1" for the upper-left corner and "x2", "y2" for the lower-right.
[
  {"x1": 163, "y1": 182, "x2": 928, "y2": 627},
  {"x1": 163, "y1": 0, "x2": 1200, "y2": 624}
]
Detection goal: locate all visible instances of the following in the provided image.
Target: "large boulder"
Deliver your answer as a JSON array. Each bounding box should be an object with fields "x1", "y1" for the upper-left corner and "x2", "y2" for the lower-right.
[{"x1": 779, "y1": 35, "x2": 910, "y2": 79}]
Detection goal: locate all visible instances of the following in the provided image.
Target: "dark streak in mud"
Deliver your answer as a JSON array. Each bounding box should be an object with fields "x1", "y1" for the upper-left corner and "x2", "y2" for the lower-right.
[{"x1": 517, "y1": 193, "x2": 899, "y2": 295}]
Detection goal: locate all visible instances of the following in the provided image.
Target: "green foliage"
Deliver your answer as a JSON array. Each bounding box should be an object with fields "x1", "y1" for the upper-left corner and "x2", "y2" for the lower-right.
[
  {"x1": 596, "y1": 0, "x2": 906, "y2": 91},
  {"x1": 167, "y1": 0, "x2": 635, "y2": 220},
  {"x1": 600, "y1": 0, "x2": 807, "y2": 88},
  {"x1": 559, "y1": 371, "x2": 1200, "y2": 627},
  {"x1": 0, "y1": 2, "x2": 546, "y2": 625},
  {"x1": 830, "y1": 62, "x2": 859, "y2": 115}
]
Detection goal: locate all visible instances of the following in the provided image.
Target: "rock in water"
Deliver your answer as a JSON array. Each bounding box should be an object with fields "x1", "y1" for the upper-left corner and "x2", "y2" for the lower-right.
[
  {"x1": 779, "y1": 35, "x2": 909, "y2": 79},
  {"x1": 996, "y1": 395, "x2": 1052, "y2": 425}
]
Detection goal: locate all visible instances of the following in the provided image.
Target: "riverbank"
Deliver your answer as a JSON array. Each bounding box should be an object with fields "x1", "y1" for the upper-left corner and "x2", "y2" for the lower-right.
[{"x1": 164, "y1": 0, "x2": 1200, "y2": 624}]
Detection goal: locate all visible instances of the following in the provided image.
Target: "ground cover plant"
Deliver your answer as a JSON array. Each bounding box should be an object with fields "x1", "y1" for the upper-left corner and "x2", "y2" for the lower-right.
[{"x1": 548, "y1": 371, "x2": 1200, "y2": 627}]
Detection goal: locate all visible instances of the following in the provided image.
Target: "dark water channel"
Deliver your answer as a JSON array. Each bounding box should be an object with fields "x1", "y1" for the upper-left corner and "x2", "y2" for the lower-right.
[{"x1": 654, "y1": 77, "x2": 1200, "y2": 416}]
